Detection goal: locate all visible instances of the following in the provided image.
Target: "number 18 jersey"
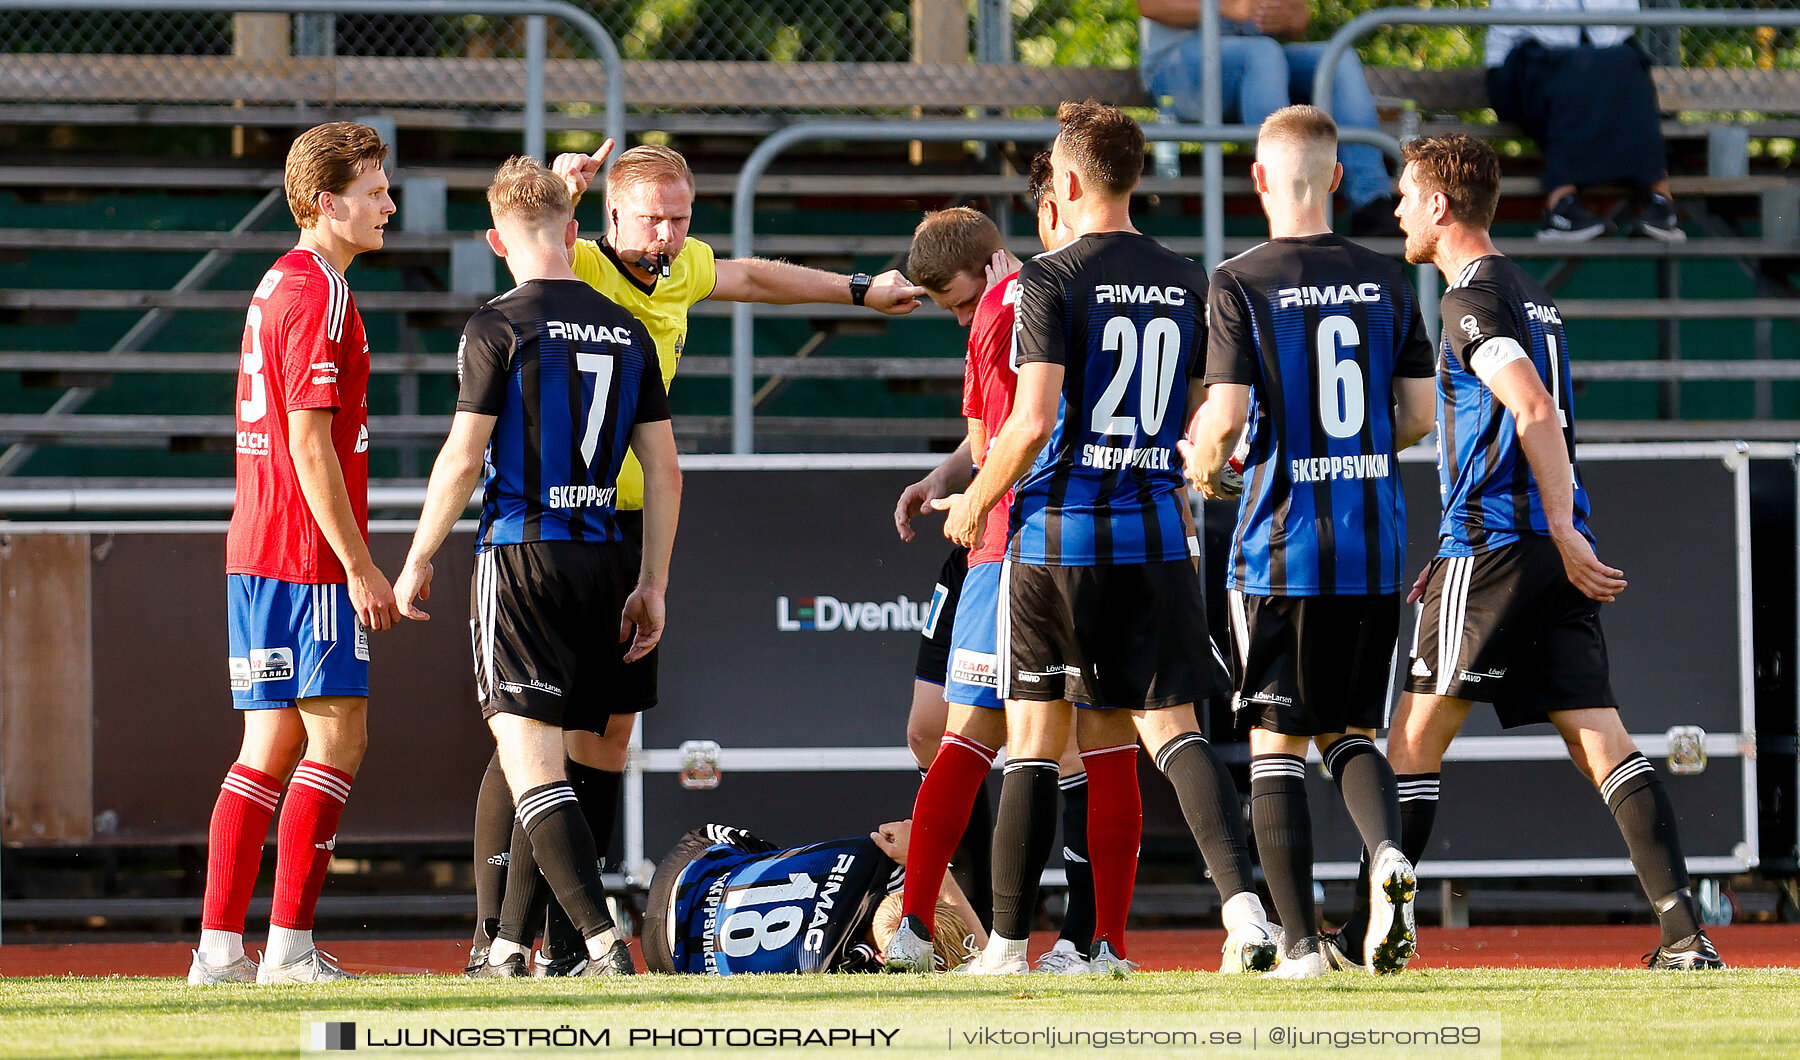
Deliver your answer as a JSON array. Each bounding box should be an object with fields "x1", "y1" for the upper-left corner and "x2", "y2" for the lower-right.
[
  {"x1": 1205, "y1": 234, "x2": 1434, "y2": 595},
  {"x1": 1009, "y1": 231, "x2": 1206, "y2": 567}
]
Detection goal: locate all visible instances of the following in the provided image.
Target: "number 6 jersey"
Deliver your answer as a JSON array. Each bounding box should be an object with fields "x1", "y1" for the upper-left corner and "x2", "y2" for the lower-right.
[
  {"x1": 1204, "y1": 233, "x2": 1434, "y2": 596},
  {"x1": 227, "y1": 247, "x2": 371, "y2": 584}
]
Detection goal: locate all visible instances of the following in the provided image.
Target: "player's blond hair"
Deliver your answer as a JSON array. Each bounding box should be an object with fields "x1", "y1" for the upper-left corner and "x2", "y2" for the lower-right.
[
  {"x1": 908, "y1": 207, "x2": 1004, "y2": 295},
  {"x1": 284, "y1": 121, "x2": 389, "y2": 229},
  {"x1": 1257, "y1": 105, "x2": 1339, "y2": 204},
  {"x1": 873, "y1": 894, "x2": 977, "y2": 970},
  {"x1": 487, "y1": 155, "x2": 573, "y2": 229},
  {"x1": 605, "y1": 144, "x2": 695, "y2": 200}
]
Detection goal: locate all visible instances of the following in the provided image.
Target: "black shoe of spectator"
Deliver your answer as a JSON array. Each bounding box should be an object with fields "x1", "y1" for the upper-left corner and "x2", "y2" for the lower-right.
[
  {"x1": 1537, "y1": 194, "x2": 1607, "y2": 242},
  {"x1": 1348, "y1": 196, "x2": 1401, "y2": 238},
  {"x1": 1633, "y1": 193, "x2": 1687, "y2": 243}
]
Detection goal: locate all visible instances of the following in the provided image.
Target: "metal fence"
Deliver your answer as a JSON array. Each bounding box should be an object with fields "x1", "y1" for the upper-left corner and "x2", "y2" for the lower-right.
[{"x1": 4, "y1": 1, "x2": 1795, "y2": 120}]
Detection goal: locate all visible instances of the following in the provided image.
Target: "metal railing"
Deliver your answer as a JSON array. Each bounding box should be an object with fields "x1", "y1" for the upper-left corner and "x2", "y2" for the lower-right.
[
  {"x1": 727, "y1": 118, "x2": 1419, "y2": 454},
  {"x1": 1313, "y1": 8, "x2": 1800, "y2": 119},
  {"x1": 0, "y1": 0, "x2": 625, "y2": 157}
]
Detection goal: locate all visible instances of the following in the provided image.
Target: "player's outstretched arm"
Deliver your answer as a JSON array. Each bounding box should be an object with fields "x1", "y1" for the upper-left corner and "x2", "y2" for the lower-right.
[
  {"x1": 1485, "y1": 359, "x2": 1627, "y2": 603},
  {"x1": 895, "y1": 438, "x2": 973, "y2": 541},
  {"x1": 551, "y1": 139, "x2": 615, "y2": 206},
  {"x1": 623, "y1": 419, "x2": 682, "y2": 661},
  {"x1": 395, "y1": 411, "x2": 496, "y2": 620},
  {"x1": 709, "y1": 258, "x2": 926, "y2": 315},
  {"x1": 930, "y1": 362, "x2": 1061, "y2": 548},
  {"x1": 1180, "y1": 383, "x2": 1250, "y2": 500},
  {"x1": 288, "y1": 408, "x2": 401, "y2": 632}
]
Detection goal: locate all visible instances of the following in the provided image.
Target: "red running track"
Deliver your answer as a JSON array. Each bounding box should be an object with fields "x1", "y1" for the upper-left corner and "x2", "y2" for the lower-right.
[{"x1": 1, "y1": 926, "x2": 1796, "y2": 977}]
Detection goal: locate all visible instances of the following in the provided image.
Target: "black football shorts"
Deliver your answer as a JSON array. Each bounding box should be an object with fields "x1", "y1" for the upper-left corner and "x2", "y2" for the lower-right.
[
  {"x1": 1227, "y1": 590, "x2": 1401, "y2": 736},
  {"x1": 470, "y1": 539, "x2": 640, "y2": 734},
  {"x1": 1404, "y1": 535, "x2": 1618, "y2": 728},
  {"x1": 913, "y1": 546, "x2": 968, "y2": 684},
  {"x1": 1001, "y1": 558, "x2": 1229, "y2": 711}
]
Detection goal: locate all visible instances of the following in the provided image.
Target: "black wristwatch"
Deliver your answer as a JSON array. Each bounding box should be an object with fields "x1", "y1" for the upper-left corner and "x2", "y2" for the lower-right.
[{"x1": 849, "y1": 272, "x2": 872, "y2": 307}]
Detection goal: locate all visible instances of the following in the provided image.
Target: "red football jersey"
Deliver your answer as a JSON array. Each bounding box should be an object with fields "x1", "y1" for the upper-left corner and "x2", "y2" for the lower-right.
[
  {"x1": 226, "y1": 247, "x2": 371, "y2": 584},
  {"x1": 963, "y1": 270, "x2": 1019, "y2": 566}
]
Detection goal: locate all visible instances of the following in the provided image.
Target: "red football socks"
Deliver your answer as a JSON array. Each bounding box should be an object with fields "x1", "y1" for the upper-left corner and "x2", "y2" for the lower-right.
[
  {"x1": 200, "y1": 764, "x2": 282, "y2": 934},
  {"x1": 269, "y1": 760, "x2": 354, "y2": 931},
  {"x1": 901, "y1": 733, "x2": 997, "y2": 930},
  {"x1": 1082, "y1": 743, "x2": 1142, "y2": 957}
]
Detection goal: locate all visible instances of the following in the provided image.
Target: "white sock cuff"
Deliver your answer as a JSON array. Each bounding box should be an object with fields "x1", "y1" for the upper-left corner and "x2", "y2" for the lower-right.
[{"x1": 1221, "y1": 891, "x2": 1268, "y2": 934}]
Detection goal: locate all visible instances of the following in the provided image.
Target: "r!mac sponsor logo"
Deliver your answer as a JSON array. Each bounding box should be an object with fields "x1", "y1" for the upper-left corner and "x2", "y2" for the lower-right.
[{"x1": 776, "y1": 595, "x2": 929, "y2": 633}]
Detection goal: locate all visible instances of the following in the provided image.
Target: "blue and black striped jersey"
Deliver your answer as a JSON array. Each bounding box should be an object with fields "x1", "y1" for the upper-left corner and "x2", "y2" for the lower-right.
[
  {"x1": 1009, "y1": 231, "x2": 1205, "y2": 567},
  {"x1": 1204, "y1": 234, "x2": 1434, "y2": 595},
  {"x1": 456, "y1": 278, "x2": 668, "y2": 552},
  {"x1": 665, "y1": 828, "x2": 901, "y2": 975},
  {"x1": 1435, "y1": 254, "x2": 1591, "y2": 556}
]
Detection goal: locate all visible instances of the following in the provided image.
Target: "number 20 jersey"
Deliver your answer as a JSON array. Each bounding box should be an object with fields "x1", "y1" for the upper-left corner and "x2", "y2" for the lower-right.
[
  {"x1": 1009, "y1": 231, "x2": 1206, "y2": 567},
  {"x1": 666, "y1": 832, "x2": 900, "y2": 975},
  {"x1": 227, "y1": 247, "x2": 370, "y2": 585},
  {"x1": 1204, "y1": 234, "x2": 1434, "y2": 595}
]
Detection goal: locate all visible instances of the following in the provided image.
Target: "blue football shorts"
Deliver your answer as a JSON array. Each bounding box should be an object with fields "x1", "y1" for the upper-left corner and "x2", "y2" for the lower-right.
[{"x1": 227, "y1": 575, "x2": 370, "y2": 709}]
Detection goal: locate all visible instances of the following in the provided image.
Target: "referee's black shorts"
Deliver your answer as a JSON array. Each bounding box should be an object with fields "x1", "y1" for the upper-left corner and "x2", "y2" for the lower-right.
[
  {"x1": 913, "y1": 547, "x2": 968, "y2": 685},
  {"x1": 1226, "y1": 590, "x2": 1401, "y2": 737},
  {"x1": 1002, "y1": 558, "x2": 1229, "y2": 711},
  {"x1": 470, "y1": 539, "x2": 642, "y2": 735},
  {"x1": 1404, "y1": 535, "x2": 1618, "y2": 728},
  {"x1": 612, "y1": 509, "x2": 659, "y2": 714}
]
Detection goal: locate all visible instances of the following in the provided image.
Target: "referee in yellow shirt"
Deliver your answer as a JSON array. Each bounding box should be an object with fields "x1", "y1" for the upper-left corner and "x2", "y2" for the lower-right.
[{"x1": 466, "y1": 140, "x2": 928, "y2": 975}]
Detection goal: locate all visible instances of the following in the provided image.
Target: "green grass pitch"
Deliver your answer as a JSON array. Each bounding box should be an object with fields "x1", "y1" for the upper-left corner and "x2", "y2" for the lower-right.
[{"x1": 2, "y1": 970, "x2": 1797, "y2": 1058}]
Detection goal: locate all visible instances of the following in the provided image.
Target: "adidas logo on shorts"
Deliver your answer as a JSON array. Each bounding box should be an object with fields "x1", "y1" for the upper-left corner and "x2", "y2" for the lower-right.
[{"x1": 1410, "y1": 658, "x2": 1432, "y2": 678}]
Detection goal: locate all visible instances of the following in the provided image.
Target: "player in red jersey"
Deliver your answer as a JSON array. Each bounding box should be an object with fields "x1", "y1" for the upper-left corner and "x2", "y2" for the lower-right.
[{"x1": 189, "y1": 122, "x2": 401, "y2": 987}]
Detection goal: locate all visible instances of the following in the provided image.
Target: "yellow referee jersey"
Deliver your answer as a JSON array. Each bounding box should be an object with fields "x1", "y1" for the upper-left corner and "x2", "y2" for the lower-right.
[{"x1": 571, "y1": 235, "x2": 718, "y2": 510}]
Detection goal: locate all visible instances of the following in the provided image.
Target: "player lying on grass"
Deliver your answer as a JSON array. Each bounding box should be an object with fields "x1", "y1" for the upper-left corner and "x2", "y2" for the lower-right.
[{"x1": 639, "y1": 820, "x2": 986, "y2": 975}]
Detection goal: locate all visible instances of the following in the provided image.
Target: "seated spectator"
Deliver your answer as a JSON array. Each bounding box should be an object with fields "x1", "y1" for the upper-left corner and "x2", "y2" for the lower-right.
[
  {"x1": 1138, "y1": 0, "x2": 1399, "y2": 236},
  {"x1": 1487, "y1": 0, "x2": 1684, "y2": 242},
  {"x1": 640, "y1": 821, "x2": 987, "y2": 974}
]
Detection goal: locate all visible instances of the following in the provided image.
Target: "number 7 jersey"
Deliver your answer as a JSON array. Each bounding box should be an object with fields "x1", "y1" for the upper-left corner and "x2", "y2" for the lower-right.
[
  {"x1": 227, "y1": 247, "x2": 371, "y2": 584},
  {"x1": 1205, "y1": 234, "x2": 1434, "y2": 595}
]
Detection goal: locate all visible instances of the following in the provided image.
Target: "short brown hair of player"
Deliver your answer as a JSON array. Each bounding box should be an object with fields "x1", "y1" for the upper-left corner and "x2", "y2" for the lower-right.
[
  {"x1": 284, "y1": 121, "x2": 389, "y2": 229},
  {"x1": 487, "y1": 155, "x2": 573, "y2": 228},
  {"x1": 605, "y1": 144, "x2": 695, "y2": 199},
  {"x1": 1025, "y1": 150, "x2": 1053, "y2": 208},
  {"x1": 908, "y1": 207, "x2": 1003, "y2": 294},
  {"x1": 1055, "y1": 99, "x2": 1145, "y2": 198},
  {"x1": 1402, "y1": 134, "x2": 1501, "y2": 229}
]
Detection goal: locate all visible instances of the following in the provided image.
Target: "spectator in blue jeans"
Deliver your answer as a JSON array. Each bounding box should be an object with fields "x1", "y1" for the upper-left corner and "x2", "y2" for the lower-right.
[{"x1": 1138, "y1": 0, "x2": 1398, "y2": 236}]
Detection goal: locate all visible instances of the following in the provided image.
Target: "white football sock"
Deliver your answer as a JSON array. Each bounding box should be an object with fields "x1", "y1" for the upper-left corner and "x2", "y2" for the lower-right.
[
  {"x1": 487, "y1": 938, "x2": 526, "y2": 965},
  {"x1": 584, "y1": 927, "x2": 620, "y2": 961},
  {"x1": 198, "y1": 929, "x2": 244, "y2": 966},
  {"x1": 264, "y1": 926, "x2": 313, "y2": 968},
  {"x1": 1222, "y1": 891, "x2": 1271, "y2": 934},
  {"x1": 986, "y1": 933, "x2": 1028, "y2": 966}
]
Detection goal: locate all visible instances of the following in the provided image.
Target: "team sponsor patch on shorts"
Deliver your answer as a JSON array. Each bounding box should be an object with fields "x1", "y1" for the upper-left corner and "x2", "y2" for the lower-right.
[
  {"x1": 249, "y1": 646, "x2": 294, "y2": 682},
  {"x1": 355, "y1": 622, "x2": 370, "y2": 662},
  {"x1": 949, "y1": 648, "x2": 998, "y2": 688},
  {"x1": 1245, "y1": 692, "x2": 1294, "y2": 707},
  {"x1": 229, "y1": 657, "x2": 252, "y2": 691},
  {"x1": 498, "y1": 678, "x2": 565, "y2": 697}
]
